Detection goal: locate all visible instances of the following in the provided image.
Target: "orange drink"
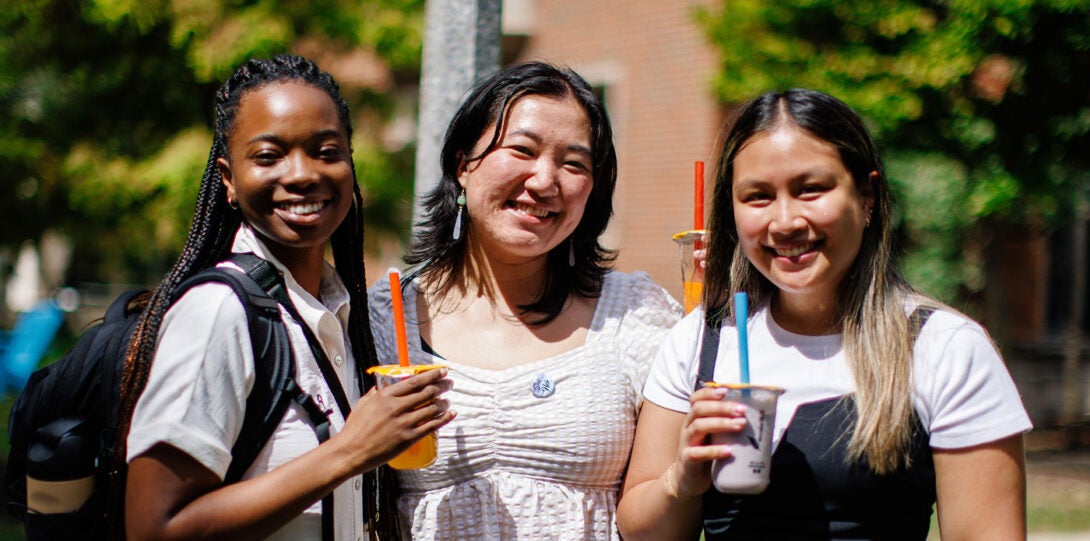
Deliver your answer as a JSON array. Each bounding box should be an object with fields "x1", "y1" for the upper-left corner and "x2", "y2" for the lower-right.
[
  {"x1": 367, "y1": 364, "x2": 445, "y2": 470},
  {"x1": 682, "y1": 280, "x2": 704, "y2": 314},
  {"x1": 673, "y1": 230, "x2": 706, "y2": 313}
]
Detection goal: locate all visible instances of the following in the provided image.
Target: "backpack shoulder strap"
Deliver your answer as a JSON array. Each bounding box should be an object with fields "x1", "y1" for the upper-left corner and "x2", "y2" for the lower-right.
[
  {"x1": 229, "y1": 254, "x2": 354, "y2": 420},
  {"x1": 175, "y1": 255, "x2": 337, "y2": 541},
  {"x1": 909, "y1": 305, "x2": 935, "y2": 342},
  {"x1": 695, "y1": 312, "x2": 721, "y2": 392},
  {"x1": 173, "y1": 256, "x2": 323, "y2": 484}
]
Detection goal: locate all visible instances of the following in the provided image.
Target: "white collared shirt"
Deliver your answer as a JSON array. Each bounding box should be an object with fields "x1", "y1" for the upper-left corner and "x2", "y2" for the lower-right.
[{"x1": 127, "y1": 224, "x2": 366, "y2": 541}]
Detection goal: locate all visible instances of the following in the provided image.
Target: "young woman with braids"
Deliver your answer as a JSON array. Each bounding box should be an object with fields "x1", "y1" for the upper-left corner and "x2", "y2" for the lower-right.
[
  {"x1": 617, "y1": 89, "x2": 1031, "y2": 540},
  {"x1": 366, "y1": 62, "x2": 682, "y2": 540},
  {"x1": 117, "y1": 55, "x2": 454, "y2": 541}
]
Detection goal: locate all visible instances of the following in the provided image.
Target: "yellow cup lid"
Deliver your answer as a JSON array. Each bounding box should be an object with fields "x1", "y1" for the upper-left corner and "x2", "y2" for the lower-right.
[
  {"x1": 367, "y1": 364, "x2": 445, "y2": 377},
  {"x1": 672, "y1": 229, "x2": 707, "y2": 241},
  {"x1": 704, "y1": 382, "x2": 785, "y2": 393}
]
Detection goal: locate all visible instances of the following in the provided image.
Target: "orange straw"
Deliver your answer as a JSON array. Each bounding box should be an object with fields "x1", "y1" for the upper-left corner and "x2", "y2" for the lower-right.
[
  {"x1": 695, "y1": 161, "x2": 705, "y2": 249},
  {"x1": 694, "y1": 161, "x2": 705, "y2": 230},
  {"x1": 388, "y1": 268, "x2": 410, "y2": 367}
]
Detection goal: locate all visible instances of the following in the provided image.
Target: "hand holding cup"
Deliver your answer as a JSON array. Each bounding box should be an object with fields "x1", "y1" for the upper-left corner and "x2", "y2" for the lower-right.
[
  {"x1": 368, "y1": 364, "x2": 450, "y2": 469},
  {"x1": 339, "y1": 366, "x2": 454, "y2": 472},
  {"x1": 668, "y1": 385, "x2": 750, "y2": 500},
  {"x1": 706, "y1": 383, "x2": 783, "y2": 494}
]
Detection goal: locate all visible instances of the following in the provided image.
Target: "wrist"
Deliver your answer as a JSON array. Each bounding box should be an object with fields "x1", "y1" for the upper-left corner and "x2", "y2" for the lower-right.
[{"x1": 663, "y1": 462, "x2": 700, "y2": 502}]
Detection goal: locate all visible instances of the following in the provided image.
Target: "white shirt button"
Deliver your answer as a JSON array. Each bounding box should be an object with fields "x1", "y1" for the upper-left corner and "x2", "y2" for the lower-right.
[
  {"x1": 354, "y1": 477, "x2": 362, "y2": 490},
  {"x1": 334, "y1": 354, "x2": 345, "y2": 367}
]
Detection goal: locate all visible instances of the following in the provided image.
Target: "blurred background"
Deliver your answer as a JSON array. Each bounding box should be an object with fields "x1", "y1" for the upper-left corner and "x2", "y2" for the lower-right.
[{"x1": 1, "y1": 0, "x2": 1088, "y2": 537}]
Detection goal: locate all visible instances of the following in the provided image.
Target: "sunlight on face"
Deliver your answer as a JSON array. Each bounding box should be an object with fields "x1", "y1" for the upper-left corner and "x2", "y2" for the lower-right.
[
  {"x1": 732, "y1": 126, "x2": 872, "y2": 312},
  {"x1": 457, "y1": 94, "x2": 594, "y2": 265},
  {"x1": 218, "y1": 81, "x2": 354, "y2": 264}
]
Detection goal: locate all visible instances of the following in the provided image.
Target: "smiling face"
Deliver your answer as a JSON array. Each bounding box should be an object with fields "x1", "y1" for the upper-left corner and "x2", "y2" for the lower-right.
[
  {"x1": 218, "y1": 81, "x2": 354, "y2": 264},
  {"x1": 458, "y1": 93, "x2": 594, "y2": 265},
  {"x1": 732, "y1": 125, "x2": 873, "y2": 310}
]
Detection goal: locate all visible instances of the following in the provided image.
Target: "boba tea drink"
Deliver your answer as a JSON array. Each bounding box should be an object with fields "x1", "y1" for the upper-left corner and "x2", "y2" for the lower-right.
[
  {"x1": 673, "y1": 230, "x2": 706, "y2": 314},
  {"x1": 673, "y1": 161, "x2": 707, "y2": 313},
  {"x1": 368, "y1": 364, "x2": 445, "y2": 470},
  {"x1": 706, "y1": 383, "x2": 784, "y2": 494},
  {"x1": 376, "y1": 267, "x2": 444, "y2": 469}
]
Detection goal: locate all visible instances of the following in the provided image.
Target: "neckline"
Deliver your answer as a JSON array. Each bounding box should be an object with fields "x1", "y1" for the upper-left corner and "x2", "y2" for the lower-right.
[
  {"x1": 760, "y1": 308, "x2": 843, "y2": 356},
  {"x1": 403, "y1": 273, "x2": 615, "y2": 375}
]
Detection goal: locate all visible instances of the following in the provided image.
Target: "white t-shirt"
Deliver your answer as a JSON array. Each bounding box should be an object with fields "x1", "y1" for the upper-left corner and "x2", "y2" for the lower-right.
[
  {"x1": 127, "y1": 225, "x2": 366, "y2": 541},
  {"x1": 644, "y1": 306, "x2": 1032, "y2": 451}
]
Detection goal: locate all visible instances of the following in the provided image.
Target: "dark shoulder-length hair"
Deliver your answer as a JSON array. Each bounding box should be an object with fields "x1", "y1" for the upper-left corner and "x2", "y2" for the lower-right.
[
  {"x1": 113, "y1": 54, "x2": 400, "y2": 540},
  {"x1": 405, "y1": 61, "x2": 619, "y2": 325}
]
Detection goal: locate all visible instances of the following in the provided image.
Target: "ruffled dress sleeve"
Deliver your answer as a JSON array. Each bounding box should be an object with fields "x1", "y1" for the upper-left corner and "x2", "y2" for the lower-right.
[
  {"x1": 367, "y1": 275, "x2": 397, "y2": 363},
  {"x1": 608, "y1": 271, "x2": 684, "y2": 405}
]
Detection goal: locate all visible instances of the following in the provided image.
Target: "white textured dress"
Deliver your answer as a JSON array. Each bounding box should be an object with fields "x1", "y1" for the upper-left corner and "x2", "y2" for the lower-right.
[{"x1": 368, "y1": 271, "x2": 682, "y2": 540}]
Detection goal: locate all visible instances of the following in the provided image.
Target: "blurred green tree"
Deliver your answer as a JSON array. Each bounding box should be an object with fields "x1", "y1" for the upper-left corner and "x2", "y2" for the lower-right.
[
  {"x1": 0, "y1": 0, "x2": 424, "y2": 287},
  {"x1": 698, "y1": 0, "x2": 1090, "y2": 306}
]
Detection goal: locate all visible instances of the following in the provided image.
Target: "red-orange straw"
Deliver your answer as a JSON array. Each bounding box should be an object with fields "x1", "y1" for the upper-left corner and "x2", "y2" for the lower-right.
[
  {"x1": 695, "y1": 161, "x2": 705, "y2": 231},
  {"x1": 388, "y1": 268, "x2": 410, "y2": 367}
]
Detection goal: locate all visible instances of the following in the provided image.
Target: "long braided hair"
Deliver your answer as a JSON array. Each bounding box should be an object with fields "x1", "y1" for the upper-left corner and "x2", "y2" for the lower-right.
[{"x1": 112, "y1": 54, "x2": 400, "y2": 540}]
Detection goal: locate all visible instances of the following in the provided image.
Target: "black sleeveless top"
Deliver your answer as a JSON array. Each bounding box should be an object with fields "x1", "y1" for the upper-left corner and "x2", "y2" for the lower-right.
[{"x1": 702, "y1": 395, "x2": 936, "y2": 540}]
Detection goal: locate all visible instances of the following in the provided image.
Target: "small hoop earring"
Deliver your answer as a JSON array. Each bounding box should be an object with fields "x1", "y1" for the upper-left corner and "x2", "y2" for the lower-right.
[
  {"x1": 568, "y1": 239, "x2": 576, "y2": 267},
  {"x1": 228, "y1": 199, "x2": 239, "y2": 210},
  {"x1": 452, "y1": 188, "x2": 467, "y2": 241}
]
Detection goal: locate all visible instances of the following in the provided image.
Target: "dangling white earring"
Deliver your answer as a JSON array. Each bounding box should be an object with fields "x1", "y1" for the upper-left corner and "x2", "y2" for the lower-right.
[
  {"x1": 568, "y1": 239, "x2": 576, "y2": 267},
  {"x1": 453, "y1": 189, "x2": 466, "y2": 241}
]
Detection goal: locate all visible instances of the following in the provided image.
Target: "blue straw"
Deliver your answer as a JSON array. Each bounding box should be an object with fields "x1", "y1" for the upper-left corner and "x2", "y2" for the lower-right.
[{"x1": 735, "y1": 292, "x2": 750, "y2": 384}]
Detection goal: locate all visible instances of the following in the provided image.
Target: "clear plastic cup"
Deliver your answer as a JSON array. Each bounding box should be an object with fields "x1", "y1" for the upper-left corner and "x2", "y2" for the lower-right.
[
  {"x1": 367, "y1": 364, "x2": 445, "y2": 470},
  {"x1": 672, "y1": 230, "x2": 706, "y2": 313},
  {"x1": 707, "y1": 383, "x2": 785, "y2": 494}
]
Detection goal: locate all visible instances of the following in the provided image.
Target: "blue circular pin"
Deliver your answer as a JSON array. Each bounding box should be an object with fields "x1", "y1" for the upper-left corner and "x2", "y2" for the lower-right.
[{"x1": 531, "y1": 373, "x2": 555, "y2": 398}]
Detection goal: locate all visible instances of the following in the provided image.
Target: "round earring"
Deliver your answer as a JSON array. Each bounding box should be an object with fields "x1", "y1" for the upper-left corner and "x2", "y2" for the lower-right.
[{"x1": 228, "y1": 199, "x2": 239, "y2": 210}]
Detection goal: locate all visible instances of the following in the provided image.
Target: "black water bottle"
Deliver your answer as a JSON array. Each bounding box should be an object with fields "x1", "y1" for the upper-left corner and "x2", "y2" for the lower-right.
[{"x1": 25, "y1": 417, "x2": 96, "y2": 515}]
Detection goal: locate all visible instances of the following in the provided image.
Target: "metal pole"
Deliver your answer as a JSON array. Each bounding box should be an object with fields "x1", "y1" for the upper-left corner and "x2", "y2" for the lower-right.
[{"x1": 412, "y1": 0, "x2": 502, "y2": 228}]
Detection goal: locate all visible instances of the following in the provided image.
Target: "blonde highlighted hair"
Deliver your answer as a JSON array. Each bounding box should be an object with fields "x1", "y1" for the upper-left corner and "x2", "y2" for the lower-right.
[{"x1": 705, "y1": 89, "x2": 936, "y2": 474}]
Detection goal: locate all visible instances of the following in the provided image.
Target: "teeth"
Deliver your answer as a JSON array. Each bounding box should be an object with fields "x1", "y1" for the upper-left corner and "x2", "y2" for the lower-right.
[
  {"x1": 281, "y1": 201, "x2": 324, "y2": 215},
  {"x1": 774, "y1": 243, "x2": 813, "y2": 257},
  {"x1": 513, "y1": 202, "x2": 550, "y2": 218}
]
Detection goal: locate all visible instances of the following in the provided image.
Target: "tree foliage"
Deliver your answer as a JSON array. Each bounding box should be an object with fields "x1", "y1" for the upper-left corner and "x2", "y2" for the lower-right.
[
  {"x1": 698, "y1": 0, "x2": 1090, "y2": 303},
  {"x1": 1, "y1": 0, "x2": 424, "y2": 285}
]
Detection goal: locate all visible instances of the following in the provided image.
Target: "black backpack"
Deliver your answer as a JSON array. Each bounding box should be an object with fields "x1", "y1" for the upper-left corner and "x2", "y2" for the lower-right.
[{"x1": 5, "y1": 253, "x2": 336, "y2": 540}]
